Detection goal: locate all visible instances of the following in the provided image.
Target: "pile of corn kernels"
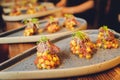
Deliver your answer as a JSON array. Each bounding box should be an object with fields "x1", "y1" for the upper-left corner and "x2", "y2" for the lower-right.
[{"x1": 34, "y1": 51, "x2": 60, "y2": 69}]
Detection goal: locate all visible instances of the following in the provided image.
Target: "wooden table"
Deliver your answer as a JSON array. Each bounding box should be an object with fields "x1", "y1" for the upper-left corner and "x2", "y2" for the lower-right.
[{"x1": 0, "y1": 16, "x2": 120, "y2": 80}]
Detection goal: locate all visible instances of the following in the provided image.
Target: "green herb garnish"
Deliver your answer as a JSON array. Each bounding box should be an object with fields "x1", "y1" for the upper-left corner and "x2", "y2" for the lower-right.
[
  {"x1": 73, "y1": 31, "x2": 88, "y2": 40},
  {"x1": 22, "y1": 18, "x2": 39, "y2": 24},
  {"x1": 49, "y1": 16, "x2": 55, "y2": 23},
  {"x1": 31, "y1": 18, "x2": 39, "y2": 23},
  {"x1": 102, "y1": 25, "x2": 108, "y2": 31},
  {"x1": 37, "y1": 36, "x2": 48, "y2": 44}
]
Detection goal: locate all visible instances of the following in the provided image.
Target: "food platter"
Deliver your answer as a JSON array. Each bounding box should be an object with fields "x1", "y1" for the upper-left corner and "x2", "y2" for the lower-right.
[
  {"x1": 3, "y1": 2, "x2": 55, "y2": 14},
  {"x1": 0, "y1": 17, "x2": 87, "y2": 44},
  {"x1": 0, "y1": 30, "x2": 120, "y2": 79},
  {"x1": 2, "y1": 2, "x2": 61, "y2": 21},
  {"x1": 0, "y1": 0, "x2": 14, "y2": 7},
  {"x1": 2, "y1": 8, "x2": 62, "y2": 21}
]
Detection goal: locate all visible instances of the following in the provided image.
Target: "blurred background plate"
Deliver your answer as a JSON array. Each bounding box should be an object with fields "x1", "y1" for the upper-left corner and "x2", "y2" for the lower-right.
[
  {"x1": 2, "y1": 7, "x2": 62, "y2": 21},
  {"x1": 0, "y1": 0, "x2": 14, "y2": 7},
  {"x1": 2, "y1": 2, "x2": 61, "y2": 21},
  {"x1": 3, "y1": 2, "x2": 55, "y2": 14}
]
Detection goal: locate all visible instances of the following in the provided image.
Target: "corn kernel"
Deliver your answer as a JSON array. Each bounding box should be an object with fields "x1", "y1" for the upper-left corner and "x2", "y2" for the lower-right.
[
  {"x1": 47, "y1": 55, "x2": 52, "y2": 60},
  {"x1": 37, "y1": 52, "x2": 42, "y2": 57},
  {"x1": 30, "y1": 29, "x2": 33, "y2": 33},
  {"x1": 37, "y1": 64, "x2": 41, "y2": 68},
  {"x1": 97, "y1": 43, "x2": 101, "y2": 47},
  {"x1": 86, "y1": 47, "x2": 91, "y2": 52},
  {"x1": 71, "y1": 40, "x2": 76, "y2": 46},
  {"x1": 72, "y1": 49, "x2": 76, "y2": 54},
  {"x1": 43, "y1": 52, "x2": 48, "y2": 55},
  {"x1": 71, "y1": 47, "x2": 75, "y2": 51},
  {"x1": 75, "y1": 50, "x2": 79, "y2": 54},
  {"x1": 50, "y1": 61, "x2": 55, "y2": 67},
  {"x1": 45, "y1": 60, "x2": 49, "y2": 65},
  {"x1": 39, "y1": 58, "x2": 44, "y2": 63},
  {"x1": 104, "y1": 45, "x2": 107, "y2": 49},
  {"x1": 41, "y1": 64, "x2": 46, "y2": 68},
  {"x1": 79, "y1": 54, "x2": 83, "y2": 58},
  {"x1": 55, "y1": 56, "x2": 59, "y2": 61},
  {"x1": 75, "y1": 46, "x2": 79, "y2": 50},
  {"x1": 53, "y1": 57, "x2": 57, "y2": 61},
  {"x1": 114, "y1": 44, "x2": 118, "y2": 48},
  {"x1": 112, "y1": 44, "x2": 115, "y2": 47},
  {"x1": 71, "y1": 27, "x2": 74, "y2": 30},
  {"x1": 48, "y1": 27, "x2": 51, "y2": 32},
  {"x1": 86, "y1": 54, "x2": 91, "y2": 59}
]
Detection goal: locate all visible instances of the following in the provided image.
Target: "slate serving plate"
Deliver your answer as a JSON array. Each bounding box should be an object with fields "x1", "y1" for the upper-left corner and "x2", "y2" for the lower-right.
[
  {"x1": 0, "y1": 30, "x2": 120, "y2": 79},
  {"x1": 0, "y1": 17, "x2": 87, "y2": 44}
]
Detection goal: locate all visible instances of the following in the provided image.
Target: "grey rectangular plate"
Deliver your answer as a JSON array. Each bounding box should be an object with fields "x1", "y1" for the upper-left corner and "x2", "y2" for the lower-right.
[
  {"x1": 0, "y1": 30, "x2": 120, "y2": 79},
  {"x1": 0, "y1": 17, "x2": 87, "y2": 44}
]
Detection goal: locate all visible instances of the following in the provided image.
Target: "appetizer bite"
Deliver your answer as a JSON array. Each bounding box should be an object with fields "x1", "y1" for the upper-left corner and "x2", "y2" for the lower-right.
[
  {"x1": 96, "y1": 26, "x2": 119, "y2": 49},
  {"x1": 70, "y1": 31, "x2": 96, "y2": 59},
  {"x1": 63, "y1": 14, "x2": 78, "y2": 30},
  {"x1": 9, "y1": 0, "x2": 47, "y2": 16},
  {"x1": 10, "y1": 6, "x2": 21, "y2": 16},
  {"x1": 26, "y1": 4, "x2": 47, "y2": 14},
  {"x1": 34, "y1": 36, "x2": 60, "y2": 69},
  {"x1": 45, "y1": 16, "x2": 60, "y2": 33},
  {"x1": 23, "y1": 18, "x2": 39, "y2": 36}
]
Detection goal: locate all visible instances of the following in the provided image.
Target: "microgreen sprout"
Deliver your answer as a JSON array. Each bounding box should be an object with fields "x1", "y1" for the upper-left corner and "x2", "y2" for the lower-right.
[
  {"x1": 73, "y1": 31, "x2": 88, "y2": 40},
  {"x1": 37, "y1": 36, "x2": 48, "y2": 44},
  {"x1": 22, "y1": 18, "x2": 39, "y2": 24}
]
